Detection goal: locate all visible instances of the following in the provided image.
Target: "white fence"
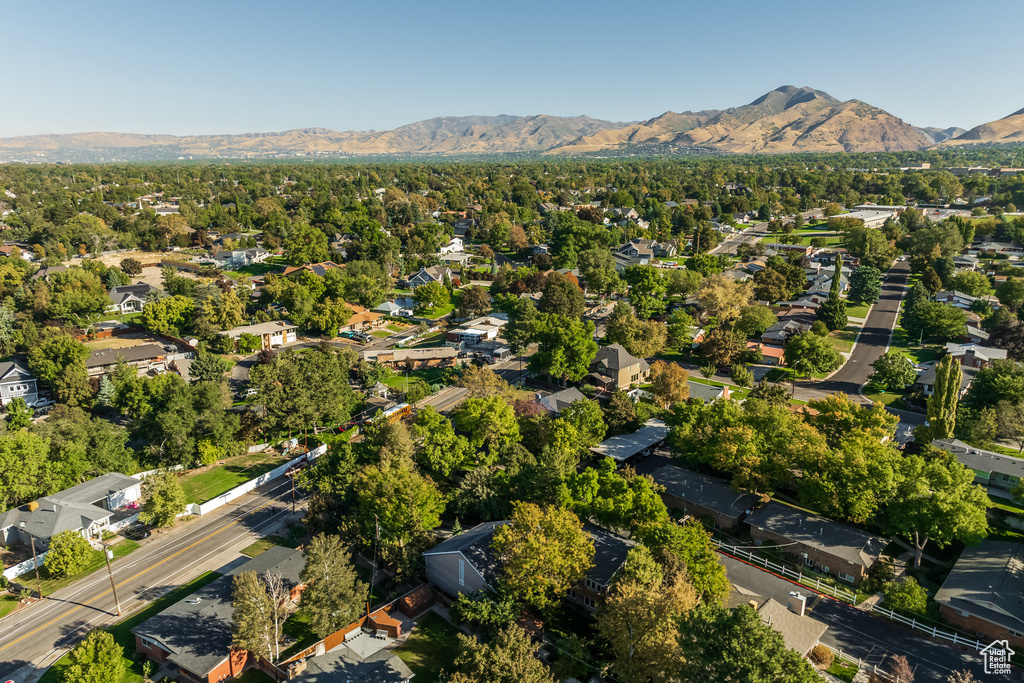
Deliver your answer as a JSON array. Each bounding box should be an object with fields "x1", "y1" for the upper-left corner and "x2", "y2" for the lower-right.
[
  {"x1": 132, "y1": 464, "x2": 185, "y2": 480},
  {"x1": 867, "y1": 604, "x2": 985, "y2": 652},
  {"x1": 820, "y1": 643, "x2": 903, "y2": 682},
  {"x1": 189, "y1": 443, "x2": 327, "y2": 516},
  {"x1": 3, "y1": 553, "x2": 47, "y2": 582},
  {"x1": 711, "y1": 539, "x2": 858, "y2": 604}
]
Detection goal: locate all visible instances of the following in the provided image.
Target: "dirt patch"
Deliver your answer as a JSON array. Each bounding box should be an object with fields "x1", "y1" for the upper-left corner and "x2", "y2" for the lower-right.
[
  {"x1": 83, "y1": 331, "x2": 169, "y2": 350},
  {"x1": 62, "y1": 250, "x2": 167, "y2": 269}
]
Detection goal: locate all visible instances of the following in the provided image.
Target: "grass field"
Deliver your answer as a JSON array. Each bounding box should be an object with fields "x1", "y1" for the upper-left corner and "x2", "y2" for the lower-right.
[
  {"x1": 222, "y1": 263, "x2": 281, "y2": 279},
  {"x1": 20, "y1": 538, "x2": 140, "y2": 596},
  {"x1": 38, "y1": 571, "x2": 223, "y2": 683},
  {"x1": 0, "y1": 594, "x2": 17, "y2": 620},
  {"x1": 395, "y1": 612, "x2": 463, "y2": 683},
  {"x1": 371, "y1": 330, "x2": 392, "y2": 339},
  {"x1": 844, "y1": 302, "x2": 871, "y2": 319},
  {"x1": 862, "y1": 391, "x2": 908, "y2": 409},
  {"x1": 827, "y1": 326, "x2": 859, "y2": 353},
  {"x1": 179, "y1": 451, "x2": 290, "y2": 504}
]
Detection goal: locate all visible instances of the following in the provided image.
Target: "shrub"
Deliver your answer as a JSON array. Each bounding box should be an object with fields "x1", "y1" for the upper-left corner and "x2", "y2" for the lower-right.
[
  {"x1": 811, "y1": 644, "x2": 834, "y2": 667},
  {"x1": 45, "y1": 530, "x2": 92, "y2": 579},
  {"x1": 883, "y1": 576, "x2": 928, "y2": 615}
]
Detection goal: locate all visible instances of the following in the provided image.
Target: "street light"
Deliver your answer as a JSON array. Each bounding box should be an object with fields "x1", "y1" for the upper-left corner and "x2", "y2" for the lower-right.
[{"x1": 18, "y1": 521, "x2": 43, "y2": 600}]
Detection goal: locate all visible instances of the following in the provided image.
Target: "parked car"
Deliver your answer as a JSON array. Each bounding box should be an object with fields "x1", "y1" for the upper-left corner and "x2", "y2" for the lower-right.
[{"x1": 122, "y1": 522, "x2": 152, "y2": 540}]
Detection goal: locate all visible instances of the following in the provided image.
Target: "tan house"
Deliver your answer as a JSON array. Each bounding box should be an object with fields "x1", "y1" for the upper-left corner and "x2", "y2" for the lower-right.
[
  {"x1": 588, "y1": 343, "x2": 650, "y2": 391},
  {"x1": 375, "y1": 347, "x2": 458, "y2": 370},
  {"x1": 224, "y1": 320, "x2": 298, "y2": 350}
]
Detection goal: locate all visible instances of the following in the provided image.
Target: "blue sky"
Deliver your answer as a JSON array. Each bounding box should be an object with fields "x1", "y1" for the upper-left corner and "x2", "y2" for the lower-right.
[{"x1": 5, "y1": 0, "x2": 1023, "y2": 137}]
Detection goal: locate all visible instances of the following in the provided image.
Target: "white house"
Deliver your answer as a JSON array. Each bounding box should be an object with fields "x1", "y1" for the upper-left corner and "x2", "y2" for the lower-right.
[
  {"x1": 439, "y1": 237, "x2": 464, "y2": 255},
  {"x1": 0, "y1": 359, "x2": 39, "y2": 407},
  {"x1": 107, "y1": 283, "x2": 157, "y2": 314}
]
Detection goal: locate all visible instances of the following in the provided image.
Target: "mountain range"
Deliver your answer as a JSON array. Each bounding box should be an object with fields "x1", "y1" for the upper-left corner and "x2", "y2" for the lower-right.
[{"x1": 0, "y1": 86, "x2": 1020, "y2": 162}]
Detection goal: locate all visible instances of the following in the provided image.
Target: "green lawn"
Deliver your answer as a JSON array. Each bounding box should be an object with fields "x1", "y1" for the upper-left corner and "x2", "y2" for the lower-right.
[
  {"x1": 179, "y1": 451, "x2": 290, "y2": 504},
  {"x1": 38, "y1": 571, "x2": 223, "y2": 683},
  {"x1": 988, "y1": 493, "x2": 1024, "y2": 515},
  {"x1": 395, "y1": 612, "x2": 463, "y2": 683},
  {"x1": 827, "y1": 659, "x2": 859, "y2": 682},
  {"x1": 233, "y1": 670, "x2": 275, "y2": 683},
  {"x1": 241, "y1": 535, "x2": 292, "y2": 558},
  {"x1": 827, "y1": 326, "x2": 859, "y2": 353},
  {"x1": 862, "y1": 391, "x2": 908, "y2": 409},
  {"x1": 20, "y1": 539, "x2": 140, "y2": 596},
  {"x1": 386, "y1": 324, "x2": 406, "y2": 333},
  {"x1": 408, "y1": 330, "x2": 448, "y2": 347},
  {"x1": 223, "y1": 263, "x2": 280, "y2": 279},
  {"x1": 420, "y1": 303, "x2": 456, "y2": 319},
  {"x1": 0, "y1": 594, "x2": 17, "y2": 620},
  {"x1": 889, "y1": 327, "x2": 943, "y2": 365},
  {"x1": 844, "y1": 302, "x2": 872, "y2": 319},
  {"x1": 280, "y1": 610, "x2": 320, "y2": 661},
  {"x1": 765, "y1": 367, "x2": 829, "y2": 382},
  {"x1": 371, "y1": 330, "x2": 392, "y2": 339}
]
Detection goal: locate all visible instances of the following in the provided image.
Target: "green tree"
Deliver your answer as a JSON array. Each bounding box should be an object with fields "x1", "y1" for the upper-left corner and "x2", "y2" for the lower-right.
[
  {"x1": 530, "y1": 314, "x2": 598, "y2": 382},
  {"x1": 119, "y1": 258, "x2": 142, "y2": 275},
  {"x1": 139, "y1": 472, "x2": 187, "y2": 527},
  {"x1": 250, "y1": 345, "x2": 357, "y2": 435},
  {"x1": 948, "y1": 270, "x2": 991, "y2": 298},
  {"x1": 927, "y1": 355, "x2": 962, "y2": 439},
  {"x1": 503, "y1": 297, "x2": 538, "y2": 354},
  {"x1": 884, "y1": 449, "x2": 989, "y2": 568},
  {"x1": 733, "y1": 305, "x2": 778, "y2": 338},
  {"x1": 665, "y1": 308, "x2": 696, "y2": 350},
  {"x1": 605, "y1": 390, "x2": 639, "y2": 436},
  {"x1": 353, "y1": 457, "x2": 445, "y2": 545},
  {"x1": 189, "y1": 351, "x2": 231, "y2": 385},
  {"x1": 62, "y1": 629, "x2": 126, "y2": 683},
  {"x1": 413, "y1": 280, "x2": 450, "y2": 312},
  {"x1": 622, "y1": 265, "x2": 666, "y2": 319},
  {"x1": 648, "y1": 360, "x2": 690, "y2": 407},
  {"x1": 867, "y1": 351, "x2": 917, "y2": 391},
  {"x1": 453, "y1": 396, "x2": 520, "y2": 461},
  {"x1": 700, "y1": 328, "x2": 743, "y2": 367},
  {"x1": 848, "y1": 266, "x2": 883, "y2": 304},
  {"x1": 28, "y1": 331, "x2": 91, "y2": 406},
  {"x1": 141, "y1": 295, "x2": 195, "y2": 336},
  {"x1": 5, "y1": 397, "x2": 33, "y2": 430},
  {"x1": 232, "y1": 570, "x2": 285, "y2": 662},
  {"x1": 538, "y1": 272, "x2": 584, "y2": 318},
  {"x1": 415, "y1": 405, "x2": 471, "y2": 475},
  {"x1": 784, "y1": 332, "x2": 843, "y2": 376},
  {"x1": 730, "y1": 364, "x2": 754, "y2": 388},
  {"x1": 45, "y1": 529, "x2": 92, "y2": 579},
  {"x1": 458, "y1": 285, "x2": 491, "y2": 318},
  {"x1": 752, "y1": 267, "x2": 790, "y2": 302},
  {"x1": 492, "y1": 502, "x2": 594, "y2": 611},
  {"x1": 578, "y1": 248, "x2": 621, "y2": 295},
  {"x1": 560, "y1": 398, "x2": 607, "y2": 448},
  {"x1": 284, "y1": 222, "x2": 329, "y2": 265},
  {"x1": 883, "y1": 576, "x2": 928, "y2": 615},
  {"x1": 922, "y1": 265, "x2": 943, "y2": 293},
  {"x1": 299, "y1": 534, "x2": 367, "y2": 638},
  {"x1": 447, "y1": 624, "x2": 555, "y2": 683}
]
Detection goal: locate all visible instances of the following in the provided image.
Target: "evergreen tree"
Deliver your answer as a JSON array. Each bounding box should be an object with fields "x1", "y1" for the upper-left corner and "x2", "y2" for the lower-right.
[
  {"x1": 817, "y1": 255, "x2": 847, "y2": 331},
  {"x1": 927, "y1": 355, "x2": 962, "y2": 439},
  {"x1": 96, "y1": 376, "x2": 116, "y2": 408}
]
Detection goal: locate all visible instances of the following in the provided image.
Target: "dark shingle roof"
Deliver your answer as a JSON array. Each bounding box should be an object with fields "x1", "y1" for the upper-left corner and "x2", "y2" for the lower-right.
[
  {"x1": 932, "y1": 439, "x2": 1024, "y2": 480},
  {"x1": 539, "y1": 387, "x2": 587, "y2": 414},
  {"x1": 934, "y1": 540, "x2": 1024, "y2": 633},
  {"x1": 593, "y1": 343, "x2": 648, "y2": 372},
  {"x1": 745, "y1": 502, "x2": 887, "y2": 569},
  {"x1": 297, "y1": 645, "x2": 414, "y2": 682},
  {"x1": 423, "y1": 521, "x2": 510, "y2": 587},
  {"x1": 651, "y1": 465, "x2": 759, "y2": 520},
  {"x1": 585, "y1": 524, "x2": 635, "y2": 586},
  {"x1": 86, "y1": 343, "x2": 167, "y2": 368}
]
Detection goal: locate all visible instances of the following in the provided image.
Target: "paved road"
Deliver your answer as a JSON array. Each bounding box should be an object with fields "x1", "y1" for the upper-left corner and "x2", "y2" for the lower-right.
[
  {"x1": 0, "y1": 478, "x2": 302, "y2": 681},
  {"x1": 808, "y1": 260, "x2": 912, "y2": 400},
  {"x1": 720, "y1": 553, "x2": 1020, "y2": 682}
]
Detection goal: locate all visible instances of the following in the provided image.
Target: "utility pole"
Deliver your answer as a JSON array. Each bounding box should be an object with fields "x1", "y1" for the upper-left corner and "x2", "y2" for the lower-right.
[
  {"x1": 291, "y1": 474, "x2": 296, "y2": 514},
  {"x1": 103, "y1": 543, "x2": 122, "y2": 616},
  {"x1": 20, "y1": 522, "x2": 43, "y2": 600},
  {"x1": 369, "y1": 514, "x2": 380, "y2": 604}
]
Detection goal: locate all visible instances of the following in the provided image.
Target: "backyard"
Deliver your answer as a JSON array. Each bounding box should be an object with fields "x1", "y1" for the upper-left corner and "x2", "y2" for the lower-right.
[
  {"x1": 395, "y1": 611, "x2": 463, "y2": 682},
  {"x1": 179, "y1": 450, "x2": 292, "y2": 504}
]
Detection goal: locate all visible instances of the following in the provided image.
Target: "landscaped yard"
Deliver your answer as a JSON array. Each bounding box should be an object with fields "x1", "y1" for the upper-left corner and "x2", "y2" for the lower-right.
[
  {"x1": 826, "y1": 659, "x2": 859, "y2": 682},
  {"x1": 844, "y1": 302, "x2": 871, "y2": 319},
  {"x1": 862, "y1": 390, "x2": 908, "y2": 409},
  {"x1": 20, "y1": 538, "x2": 140, "y2": 596},
  {"x1": 222, "y1": 263, "x2": 281, "y2": 279},
  {"x1": 38, "y1": 571, "x2": 223, "y2": 683},
  {"x1": 179, "y1": 451, "x2": 291, "y2": 504},
  {"x1": 888, "y1": 327, "x2": 943, "y2": 365},
  {"x1": 371, "y1": 330, "x2": 392, "y2": 339},
  {"x1": 827, "y1": 325, "x2": 859, "y2": 354},
  {"x1": 395, "y1": 612, "x2": 463, "y2": 683},
  {"x1": 0, "y1": 594, "x2": 18, "y2": 620}
]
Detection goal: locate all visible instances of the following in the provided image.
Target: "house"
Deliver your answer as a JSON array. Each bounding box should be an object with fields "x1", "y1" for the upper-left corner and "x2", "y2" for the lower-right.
[
  {"x1": 86, "y1": 344, "x2": 171, "y2": 378},
  {"x1": 407, "y1": 265, "x2": 451, "y2": 290},
  {"x1": 373, "y1": 301, "x2": 413, "y2": 317},
  {"x1": 758, "y1": 595, "x2": 828, "y2": 659},
  {"x1": 133, "y1": 546, "x2": 307, "y2": 683},
  {"x1": 537, "y1": 387, "x2": 587, "y2": 415},
  {"x1": 452, "y1": 218, "x2": 474, "y2": 236},
  {"x1": 588, "y1": 343, "x2": 650, "y2": 391},
  {"x1": 954, "y1": 254, "x2": 981, "y2": 271},
  {"x1": 107, "y1": 283, "x2": 157, "y2": 314},
  {"x1": 282, "y1": 262, "x2": 344, "y2": 278},
  {"x1": 0, "y1": 473, "x2": 141, "y2": 549},
  {"x1": 746, "y1": 342, "x2": 785, "y2": 366},
  {"x1": 589, "y1": 419, "x2": 669, "y2": 463},
  {"x1": 944, "y1": 342, "x2": 1007, "y2": 367},
  {"x1": 615, "y1": 239, "x2": 655, "y2": 267},
  {"x1": 287, "y1": 638, "x2": 414, "y2": 682},
  {"x1": 935, "y1": 290, "x2": 1000, "y2": 310},
  {"x1": 931, "y1": 439, "x2": 1024, "y2": 495},
  {"x1": 532, "y1": 244, "x2": 550, "y2": 255},
  {"x1": 914, "y1": 364, "x2": 978, "y2": 397},
  {"x1": 223, "y1": 321, "x2": 298, "y2": 350},
  {"x1": 438, "y1": 251, "x2": 473, "y2": 266},
  {"x1": 762, "y1": 243, "x2": 813, "y2": 256},
  {"x1": 423, "y1": 521, "x2": 634, "y2": 612},
  {"x1": 373, "y1": 347, "x2": 458, "y2": 370},
  {"x1": 686, "y1": 380, "x2": 730, "y2": 404},
  {"x1": 651, "y1": 464, "x2": 760, "y2": 530},
  {"x1": 835, "y1": 210, "x2": 895, "y2": 229},
  {"x1": 761, "y1": 313, "x2": 815, "y2": 346},
  {"x1": 439, "y1": 237, "x2": 464, "y2": 255},
  {"x1": 0, "y1": 358, "x2": 39, "y2": 406},
  {"x1": 933, "y1": 540, "x2": 1024, "y2": 649},
  {"x1": 340, "y1": 303, "x2": 384, "y2": 333},
  {"x1": 445, "y1": 315, "x2": 507, "y2": 347},
  {"x1": 745, "y1": 502, "x2": 888, "y2": 585}
]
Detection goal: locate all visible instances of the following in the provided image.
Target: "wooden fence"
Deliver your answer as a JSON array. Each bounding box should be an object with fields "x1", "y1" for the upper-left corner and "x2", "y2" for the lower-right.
[{"x1": 711, "y1": 538, "x2": 857, "y2": 604}]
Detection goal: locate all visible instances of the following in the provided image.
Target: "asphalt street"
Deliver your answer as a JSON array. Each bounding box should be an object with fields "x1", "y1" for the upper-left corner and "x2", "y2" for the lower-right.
[
  {"x1": 720, "y1": 554, "x2": 1022, "y2": 682},
  {"x1": 0, "y1": 478, "x2": 303, "y2": 682}
]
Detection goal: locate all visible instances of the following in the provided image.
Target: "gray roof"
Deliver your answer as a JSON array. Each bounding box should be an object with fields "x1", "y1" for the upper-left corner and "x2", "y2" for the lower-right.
[
  {"x1": 686, "y1": 380, "x2": 726, "y2": 404},
  {"x1": 651, "y1": 465, "x2": 759, "y2": 520},
  {"x1": 424, "y1": 521, "x2": 510, "y2": 587},
  {"x1": 934, "y1": 540, "x2": 1024, "y2": 633},
  {"x1": 296, "y1": 644, "x2": 414, "y2": 682},
  {"x1": 0, "y1": 472, "x2": 138, "y2": 540},
  {"x1": 744, "y1": 502, "x2": 888, "y2": 569},
  {"x1": 223, "y1": 320, "x2": 298, "y2": 339},
  {"x1": 758, "y1": 598, "x2": 828, "y2": 656},
  {"x1": 107, "y1": 283, "x2": 155, "y2": 305},
  {"x1": 132, "y1": 547, "x2": 305, "y2": 678},
  {"x1": 944, "y1": 342, "x2": 1008, "y2": 363},
  {"x1": 86, "y1": 343, "x2": 167, "y2": 368},
  {"x1": 590, "y1": 419, "x2": 669, "y2": 462},
  {"x1": 373, "y1": 301, "x2": 403, "y2": 314},
  {"x1": 932, "y1": 439, "x2": 1024, "y2": 480},
  {"x1": 915, "y1": 364, "x2": 978, "y2": 390},
  {"x1": 539, "y1": 387, "x2": 587, "y2": 414},
  {"x1": 593, "y1": 343, "x2": 649, "y2": 372},
  {"x1": 0, "y1": 358, "x2": 33, "y2": 383},
  {"x1": 585, "y1": 524, "x2": 635, "y2": 586}
]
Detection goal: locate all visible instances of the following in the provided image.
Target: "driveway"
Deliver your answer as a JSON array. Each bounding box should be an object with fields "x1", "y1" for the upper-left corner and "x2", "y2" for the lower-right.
[
  {"x1": 720, "y1": 553, "x2": 1020, "y2": 682},
  {"x1": 808, "y1": 260, "x2": 911, "y2": 400}
]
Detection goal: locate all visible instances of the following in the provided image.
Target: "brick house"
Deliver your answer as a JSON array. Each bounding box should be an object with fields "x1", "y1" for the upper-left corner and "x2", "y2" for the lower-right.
[
  {"x1": 744, "y1": 502, "x2": 888, "y2": 586},
  {"x1": 934, "y1": 540, "x2": 1024, "y2": 650},
  {"x1": 651, "y1": 464, "x2": 760, "y2": 530},
  {"x1": 132, "y1": 547, "x2": 306, "y2": 683}
]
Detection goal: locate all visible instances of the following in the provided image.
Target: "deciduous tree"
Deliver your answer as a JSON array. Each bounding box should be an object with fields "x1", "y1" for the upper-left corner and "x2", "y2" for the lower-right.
[
  {"x1": 299, "y1": 534, "x2": 367, "y2": 638},
  {"x1": 45, "y1": 530, "x2": 92, "y2": 579},
  {"x1": 139, "y1": 472, "x2": 187, "y2": 527},
  {"x1": 649, "y1": 361, "x2": 689, "y2": 407},
  {"x1": 927, "y1": 355, "x2": 962, "y2": 439},
  {"x1": 868, "y1": 351, "x2": 917, "y2": 391},
  {"x1": 447, "y1": 624, "x2": 555, "y2": 683},
  {"x1": 62, "y1": 629, "x2": 125, "y2": 683}
]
